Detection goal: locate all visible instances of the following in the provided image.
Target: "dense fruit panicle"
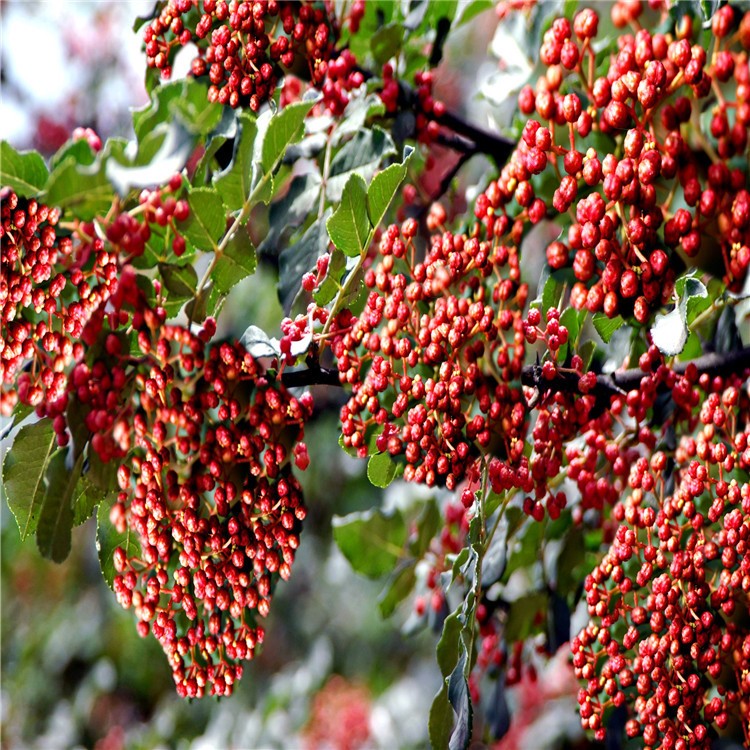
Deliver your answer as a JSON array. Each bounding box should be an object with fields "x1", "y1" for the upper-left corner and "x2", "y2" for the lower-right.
[
  {"x1": 573, "y1": 370, "x2": 750, "y2": 745},
  {"x1": 0, "y1": 181, "x2": 189, "y2": 448},
  {"x1": 110, "y1": 324, "x2": 313, "y2": 698},
  {"x1": 509, "y1": 4, "x2": 750, "y2": 324},
  {"x1": 331, "y1": 207, "x2": 529, "y2": 492},
  {"x1": 144, "y1": 0, "x2": 363, "y2": 111}
]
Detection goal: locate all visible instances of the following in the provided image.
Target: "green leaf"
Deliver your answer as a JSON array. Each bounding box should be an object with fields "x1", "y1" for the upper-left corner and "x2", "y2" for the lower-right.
[
  {"x1": 429, "y1": 684, "x2": 454, "y2": 750},
  {"x1": 214, "y1": 113, "x2": 258, "y2": 211},
  {"x1": 367, "y1": 450, "x2": 398, "y2": 488},
  {"x1": 593, "y1": 313, "x2": 625, "y2": 343},
  {"x1": 186, "y1": 284, "x2": 213, "y2": 323},
  {"x1": 558, "y1": 306, "x2": 584, "y2": 362},
  {"x1": 2, "y1": 419, "x2": 56, "y2": 540},
  {"x1": 378, "y1": 559, "x2": 417, "y2": 617},
  {"x1": 367, "y1": 146, "x2": 414, "y2": 229},
  {"x1": 327, "y1": 173, "x2": 371, "y2": 258},
  {"x1": 171, "y1": 80, "x2": 223, "y2": 136},
  {"x1": 97, "y1": 493, "x2": 140, "y2": 589},
  {"x1": 36, "y1": 450, "x2": 85, "y2": 562},
  {"x1": 371, "y1": 23, "x2": 404, "y2": 65},
  {"x1": 50, "y1": 138, "x2": 97, "y2": 171},
  {"x1": 541, "y1": 269, "x2": 567, "y2": 314},
  {"x1": 332, "y1": 508, "x2": 407, "y2": 578},
  {"x1": 181, "y1": 187, "x2": 226, "y2": 251},
  {"x1": 73, "y1": 478, "x2": 110, "y2": 526},
  {"x1": 44, "y1": 157, "x2": 114, "y2": 221},
  {"x1": 260, "y1": 99, "x2": 317, "y2": 174},
  {"x1": 436, "y1": 609, "x2": 463, "y2": 676},
  {"x1": 0, "y1": 142, "x2": 49, "y2": 196},
  {"x1": 454, "y1": 0, "x2": 492, "y2": 27},
  {"x1": 327, "y1": 127, "x2": 397, "y2": 201},
  {"x1": 132, "y1": 80, "x2": 185, "y2": 142},
  {"x1": 158, "y1": 262, "x2": 199, "y2": 298},
  {"x1": 211, "y1": 228, "x2": 257, "y2": 293}
]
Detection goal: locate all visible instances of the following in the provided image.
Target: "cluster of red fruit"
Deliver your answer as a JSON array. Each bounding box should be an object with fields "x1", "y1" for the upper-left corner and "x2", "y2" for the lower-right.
[
  {"x1": 144, "y1": 0, "x2": 364, "y2": 111},
  {"x1": 330, "y1": 213, "x2": 528, "y2": 490},
  {"x1": 0, "y1": 179, "x2": 189, "y2": 446},
  {"x1": 2, "y1": 173, "x2": 315, "y2": 695},
  {"x1": 573, "y1": 366, "x2": 750, "y2": 746},
  {"x1": 480, "y1": 4, "x2": 750, "y2": 325},
  {"x1": 110, "y1": 326, "x2": 312, "y2": 697}
]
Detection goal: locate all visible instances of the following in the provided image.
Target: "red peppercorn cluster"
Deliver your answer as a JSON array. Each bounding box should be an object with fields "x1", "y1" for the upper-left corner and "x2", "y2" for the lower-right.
[
  {"x1": 487, "y1": 5, "x2": 750, "y2": 325},
  {"x1": 330, "y1": 210, "x2": 529, "y2": 490},
  {"x1": 573, "y1": 369, "x2": 750, "y2": 747},
  {"x1": 109, "y1": 324, "x2": 313, "y2": 698},
  {"x1": 0, "y1": 179, "x2": 190, "y2": 448},
  {"x1": 1, "y1": 191, "x2": 70, "y2": 416},
  {"x1": 143, "y1": 0, "x2": 363, "y2": 111}
]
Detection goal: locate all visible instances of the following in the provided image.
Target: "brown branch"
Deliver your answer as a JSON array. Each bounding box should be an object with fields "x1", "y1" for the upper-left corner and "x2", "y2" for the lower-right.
[
  {"x1": 281, "y1": 365, "x2": 340, "y2": 388},
  {"x1": 521, "y1": 346, "x2": 750, "y2": 403},
  {"x1": 281, "y1": 347, "x2": 750, "y2": 398},
  {"x1": 431, "y1": 109, "x2": 515, "y2": 166}
]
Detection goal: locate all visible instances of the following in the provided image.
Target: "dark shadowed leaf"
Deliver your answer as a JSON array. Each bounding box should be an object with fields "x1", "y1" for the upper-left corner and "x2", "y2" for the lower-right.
[
  {"x1": 378, "y1": 559, "x2": 417, "y2": 617},
  {"x1": 258, "y1": 172, "x2": 322, "y2": 257},
  {"x1": 73, "y1": 475, "x2": 108, "y2": 526},
  {"x1": 97, "y1": 493, "x2": 141, "y2": 589},
  {"x1": 448, "y1": 650, "x2": 473, "y2": 750},
  {"x1": 159, "y1": 262, "x2": 199, "y2": 298},
  {"x1": 278, "y1": 212, "x2": 331, "y2": 313},
  {"x1": 327, "y1": 127, "x2": 396, "y2": 201},
  {"x1": 36, "y1": 450, "x2": 85, "y2": 562},
  {"x1": 504, "y1": 592, "x2": 547, "y2": 642},
  {"x1": 410, "y1": 498, "x2": 441, "y2": 558},
  {"x1": 371, "y1": 23, "x2": 404, "y2": 65}
]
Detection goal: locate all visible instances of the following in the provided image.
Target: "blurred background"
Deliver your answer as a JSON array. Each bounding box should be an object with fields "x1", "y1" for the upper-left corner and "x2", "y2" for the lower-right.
[{"x1": 0, "y1": 2, "x2": 587, "y2": 748}]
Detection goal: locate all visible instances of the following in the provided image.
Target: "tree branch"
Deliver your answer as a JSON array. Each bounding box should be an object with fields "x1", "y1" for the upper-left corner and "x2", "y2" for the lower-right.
[
  {"x1": 281, "y1": 365, "x2": 340, "y2": 388},
  {"x1": 280, "y1": 347, "x2": 750, "y2": 399},
  {"x1": 521, "y1": 346, "x2": 750, "y2": 403},
  {"x1": 431, "y1": 109, "x2": 515, "y2": 166}
]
